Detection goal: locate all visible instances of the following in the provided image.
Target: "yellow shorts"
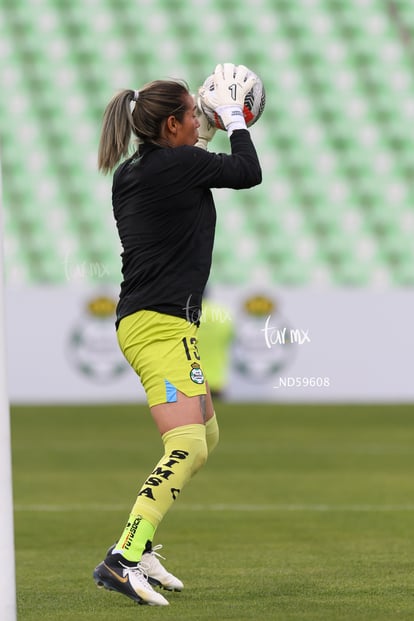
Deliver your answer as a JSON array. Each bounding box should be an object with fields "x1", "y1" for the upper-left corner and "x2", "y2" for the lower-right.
[{"x1": 117, "y1": 310, "x2": 207, "y2": 407}]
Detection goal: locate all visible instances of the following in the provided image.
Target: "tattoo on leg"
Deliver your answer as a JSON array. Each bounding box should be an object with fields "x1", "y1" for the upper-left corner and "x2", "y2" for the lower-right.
[{"x1": 199, "y1": 395, "x2": 206, "y2": 423}]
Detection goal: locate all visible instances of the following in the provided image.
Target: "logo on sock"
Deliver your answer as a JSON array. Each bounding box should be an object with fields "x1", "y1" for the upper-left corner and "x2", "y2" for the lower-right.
[
  {"x1": 171, "y1": 488, "x2": 181, "y2": 500},
  {"x1": 120, "y1": 516, "x2": 142, "y2": 550}
]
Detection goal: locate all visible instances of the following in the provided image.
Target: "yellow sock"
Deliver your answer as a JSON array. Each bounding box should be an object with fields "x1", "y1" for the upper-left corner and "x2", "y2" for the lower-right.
[
  {"x1": 205, "y1": 413, "x2": 219, "y2": 455},
  {"x1": 115, "y1": 423, "x2": 208, "y2": 561},
  {"x1": 115, "y1": 515, "x2": 155, "y2": 562}
]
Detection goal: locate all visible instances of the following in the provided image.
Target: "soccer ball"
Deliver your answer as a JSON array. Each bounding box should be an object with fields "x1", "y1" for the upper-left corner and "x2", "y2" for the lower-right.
[{"x1": 200, "y1": 65, "x2": 266, "y2": 130}]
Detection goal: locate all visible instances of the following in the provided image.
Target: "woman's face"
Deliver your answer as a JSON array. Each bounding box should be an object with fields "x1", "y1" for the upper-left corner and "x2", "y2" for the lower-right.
[{"x1": 168, "y1": 94, "x2": 200, "y2": 147}]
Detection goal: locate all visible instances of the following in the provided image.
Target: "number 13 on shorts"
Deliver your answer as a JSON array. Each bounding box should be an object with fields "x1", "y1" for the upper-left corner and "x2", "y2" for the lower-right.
[{"x1": 181, "y1": 336, "x2": 200, "y2": 361}]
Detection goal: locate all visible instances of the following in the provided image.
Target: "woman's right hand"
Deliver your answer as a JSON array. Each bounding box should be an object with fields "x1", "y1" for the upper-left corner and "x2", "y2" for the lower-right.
[{"x1": 199, "y1": 63, "x2": 257, "y2": 130}]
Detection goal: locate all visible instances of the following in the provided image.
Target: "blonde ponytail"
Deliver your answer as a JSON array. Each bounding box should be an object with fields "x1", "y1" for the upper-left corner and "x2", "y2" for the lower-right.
[{"x1": 98, "y1": 90, "x2": 135, "y2": 174}]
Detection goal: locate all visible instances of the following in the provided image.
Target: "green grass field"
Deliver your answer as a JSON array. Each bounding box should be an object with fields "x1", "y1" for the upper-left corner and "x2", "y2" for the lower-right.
[{"x1": 11, "y1": 402, "x2": 414, "y2": 621}]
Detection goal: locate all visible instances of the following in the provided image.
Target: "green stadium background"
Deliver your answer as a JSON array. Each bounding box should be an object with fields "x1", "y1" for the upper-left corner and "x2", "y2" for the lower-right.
[{"x1": 2, "y1": 0, "x2": 414, "y2": 403}]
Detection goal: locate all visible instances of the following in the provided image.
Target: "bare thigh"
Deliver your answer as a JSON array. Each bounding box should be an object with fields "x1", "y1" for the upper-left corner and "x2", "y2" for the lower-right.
[{"x1": 151, "y1": 381, "x2": 215, "y2": 435}]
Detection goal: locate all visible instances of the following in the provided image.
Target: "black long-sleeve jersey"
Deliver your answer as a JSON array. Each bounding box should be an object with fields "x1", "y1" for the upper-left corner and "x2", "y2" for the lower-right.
[{"x1": 112, "y1": 129, "x2": 262, "y2": 326}]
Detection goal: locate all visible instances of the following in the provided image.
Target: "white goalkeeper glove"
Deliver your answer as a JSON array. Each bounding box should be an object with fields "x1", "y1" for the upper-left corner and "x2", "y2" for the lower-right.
[
  {"x1": 199, "y1": 63, "x2": 257, "y2": 134},
  {"x1": 193, "y1": 92, "x2": 217, "y2": 150}
]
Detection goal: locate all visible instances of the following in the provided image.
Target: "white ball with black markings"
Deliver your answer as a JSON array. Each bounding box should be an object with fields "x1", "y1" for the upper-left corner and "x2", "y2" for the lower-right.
[{"x1": 200, "y1": 66, "x2": 266, "y2": 130}]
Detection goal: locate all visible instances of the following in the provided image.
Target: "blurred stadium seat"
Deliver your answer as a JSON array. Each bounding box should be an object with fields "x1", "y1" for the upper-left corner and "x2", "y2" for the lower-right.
[{"x1": 1, "y1": 0, "x2": 414, "y2": 285}]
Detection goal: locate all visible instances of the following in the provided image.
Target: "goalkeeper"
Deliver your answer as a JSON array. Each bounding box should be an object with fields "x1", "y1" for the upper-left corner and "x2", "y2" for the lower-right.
[{"x1": 93, "y1": 64, "x2": 262, "y2": 607}]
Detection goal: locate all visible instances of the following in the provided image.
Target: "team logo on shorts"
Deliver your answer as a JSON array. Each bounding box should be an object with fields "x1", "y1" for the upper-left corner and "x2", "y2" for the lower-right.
[{"x1": 190, "y1": 362, "x2": 205, "y2": 384}]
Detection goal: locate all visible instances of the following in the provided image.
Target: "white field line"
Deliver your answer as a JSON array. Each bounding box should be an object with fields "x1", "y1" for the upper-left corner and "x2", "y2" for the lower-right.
[{"x1": 13, "y1": 503, "x2": 414, "y2": 513}]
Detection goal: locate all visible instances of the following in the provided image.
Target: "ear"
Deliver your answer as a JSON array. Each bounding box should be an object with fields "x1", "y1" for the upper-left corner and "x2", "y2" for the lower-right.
[{"x1": 166, "y1": 115, "x2": 178, "y2": 135}]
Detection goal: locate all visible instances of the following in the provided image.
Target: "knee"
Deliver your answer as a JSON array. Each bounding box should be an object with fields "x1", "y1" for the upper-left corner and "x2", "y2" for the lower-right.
[
  {"x1": 206, "y1": 415, "x2": 219, "y2": 455},
  {"x1": 162, "y1": 424, "x2": 208, "y2": 480},
  {"x1": 190, "y1": 435, "x2": 208, "y2": 476}
]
